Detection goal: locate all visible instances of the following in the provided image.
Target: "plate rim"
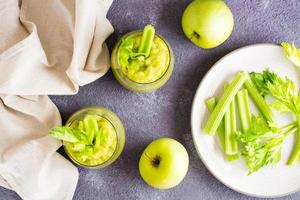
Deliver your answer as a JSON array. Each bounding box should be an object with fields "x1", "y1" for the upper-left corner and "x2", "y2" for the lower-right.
[{"x1": 190, "y1": 43, "x2": 300, "y2": 198}]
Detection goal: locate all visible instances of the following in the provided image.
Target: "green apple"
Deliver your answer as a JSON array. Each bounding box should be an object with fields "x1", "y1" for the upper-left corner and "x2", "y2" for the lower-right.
[
  {"x1": 182, "y1": 0, "x2": 234, "y2": 49},
  {"x1": 139, "y1": 138, "x2": 189, "y2": 189}
]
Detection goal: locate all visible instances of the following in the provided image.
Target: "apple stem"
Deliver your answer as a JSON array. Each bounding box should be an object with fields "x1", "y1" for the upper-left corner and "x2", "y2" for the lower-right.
[
  {"x1": 144, "y1": 152, "x2": 160, "y2": 168},
  {"x1": 191, "y1": 31, "x2": 201, "y2": 40}
]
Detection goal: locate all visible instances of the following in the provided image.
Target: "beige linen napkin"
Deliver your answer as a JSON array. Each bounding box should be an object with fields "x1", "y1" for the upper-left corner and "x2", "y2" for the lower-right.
[{"x1": 0, "y1": 0, "x2": 113, "y2": 199}]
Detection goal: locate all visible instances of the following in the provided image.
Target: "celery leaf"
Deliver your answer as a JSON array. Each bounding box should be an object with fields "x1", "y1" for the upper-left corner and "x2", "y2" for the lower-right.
[{"x1": 281, "y1": 42, "x2": 300, "y2": 67}]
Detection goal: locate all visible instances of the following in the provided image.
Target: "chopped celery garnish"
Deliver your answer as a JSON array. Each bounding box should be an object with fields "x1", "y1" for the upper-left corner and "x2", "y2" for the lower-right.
[
  {"x1": 244, "y1": 75, "x2": 275, "y2": 123},
  {"x1": 83, "y1": 115, "x2": 99, "y2": 144},
  {"x1": 138, "y1": 25, "x2": 155, "y2": 58},
  {"x1": 49, "y1": 126, "x2": 85, "y2": 143},
  {"x1": 204, "y1": 72, "x2": 248, "y2": 135},
  {"x1": 236, "y1": 89, "x2": 251, "y2": 132},
  {"x1": 206, "y1": 98, "x2": 238, "y2": 161}
]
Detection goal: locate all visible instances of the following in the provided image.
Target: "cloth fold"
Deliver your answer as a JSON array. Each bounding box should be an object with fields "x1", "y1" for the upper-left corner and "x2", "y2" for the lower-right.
[{"x1": 0, "y1": 0, "x2": 114, "y2": 199}]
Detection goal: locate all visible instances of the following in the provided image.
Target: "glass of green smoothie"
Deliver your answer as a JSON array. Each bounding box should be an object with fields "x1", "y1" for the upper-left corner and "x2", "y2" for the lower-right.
[
  {"x1": 49, "y1": 106, "x2": 125, "y2": 168},
  {"x1": 111, "y1": 25, "x2": 174, "y2": 92}
]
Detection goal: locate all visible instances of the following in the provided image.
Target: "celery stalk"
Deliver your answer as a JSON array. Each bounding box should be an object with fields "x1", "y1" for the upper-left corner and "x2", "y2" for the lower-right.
[
  {"x1": 236, "y1": 89, "x2": 251, "y2": 132},
  {"x1": 206, "y1": 98, "x2": 238, "y2": 161},
  {"x1": 230, "y1": 98, "x2": 237, "y2": 134},
  {"x1": 206, "y1": 98, "x2": 225, "y2": 144},
  {"x1": 287, "y1": 117, "x2": 300, "y2": 166},
  {"x1": 138, "y1": 25, "x2": 155, "y2": 58},
  {"x1": 287, "y1": 133, "x2": 300, "y2": 165},
  {"x1": 224, "y1": 96, "x2": 238, "y2": 155},
  {"x1": 244, "y1": 75, "x2": 275, "y2": 123},
  {"x1": 281, "y1": 121, "x2": 298, "y2": 133},
  {"x1": 204, "y1": 72, "x2": 248, "y2": 135}
]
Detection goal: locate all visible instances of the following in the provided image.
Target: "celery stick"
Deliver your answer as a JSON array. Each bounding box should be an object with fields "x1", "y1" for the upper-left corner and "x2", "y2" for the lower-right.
[
  {"x1": 204, "y1": 72, "x2": 248, "y2": 135},
  {"x1": 230, "y1": 98, "x2": 237, "y2": 134},
  {"x1": 287, "y1": 117, "x2": 300, "y2": 166},
  {"x1": 138, "y1": 25, "x2": 155, "y2": 57},
  {"x1": 230, "y1": 98, "x2": 238, "y2": 152},
  {"x1": 224, "y1": 103, "x2": 231, "y2": 152},
  {"x1": 226, "y1": 152, "x2": 239, "y2": 161},
  {"x1": 236, "y1": 89, "x2": 251, "y2": 132},
  {"x1": 244, "y1": 75, "x2": 275, "y2": 123},
  {"x1": 224, "y1": 97, "x2": 238, "y2": 155},
  {"x1": 287, "y1": 132, "x2": 300, "y2": 165},
  {"x1": 206, "y1": 98, "x2": 225, "y2": 145},
  {"x1": 206, "y1": 98, "x2": 238, "y2": 161}
]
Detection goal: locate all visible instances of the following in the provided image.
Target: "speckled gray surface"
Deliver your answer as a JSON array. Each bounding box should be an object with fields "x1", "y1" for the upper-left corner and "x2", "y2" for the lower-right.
[{"x1": 1, "y1": 0, "x2": 300, "y2": 199}]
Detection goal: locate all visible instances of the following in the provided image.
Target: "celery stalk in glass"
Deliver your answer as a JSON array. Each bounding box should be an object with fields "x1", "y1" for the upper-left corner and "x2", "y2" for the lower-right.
[{"x1": 138, "y1": 25, "x2": 155, "y2": 58}]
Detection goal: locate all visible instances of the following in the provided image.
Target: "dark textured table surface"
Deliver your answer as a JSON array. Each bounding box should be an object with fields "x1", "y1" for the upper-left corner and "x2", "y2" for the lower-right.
[{"x1": 1, "y1": 0, "x2": 300, "y2": 199}]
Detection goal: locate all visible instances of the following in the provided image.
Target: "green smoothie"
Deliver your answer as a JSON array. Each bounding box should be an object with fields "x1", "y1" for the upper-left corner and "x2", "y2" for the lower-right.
[
  {"x1": 118, "y1": 25, "x2": 170, "y2": 83},
  {"x1": 66, "y1": 115, "x2": 117, "y2": 166},
  {"x1": 50, "y1": 114, "x2": 117, "y2": 166}
]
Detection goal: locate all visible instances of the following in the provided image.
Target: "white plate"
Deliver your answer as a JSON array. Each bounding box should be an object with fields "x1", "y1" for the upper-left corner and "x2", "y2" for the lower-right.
[{"x1": 191, "y1": 43, "x2": 300, "y2": 198}]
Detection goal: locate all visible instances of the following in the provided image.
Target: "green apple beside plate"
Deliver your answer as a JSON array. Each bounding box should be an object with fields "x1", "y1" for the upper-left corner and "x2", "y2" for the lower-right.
[{"x1": 191, "y1": 44, "x2": 300, "y2": 198}]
